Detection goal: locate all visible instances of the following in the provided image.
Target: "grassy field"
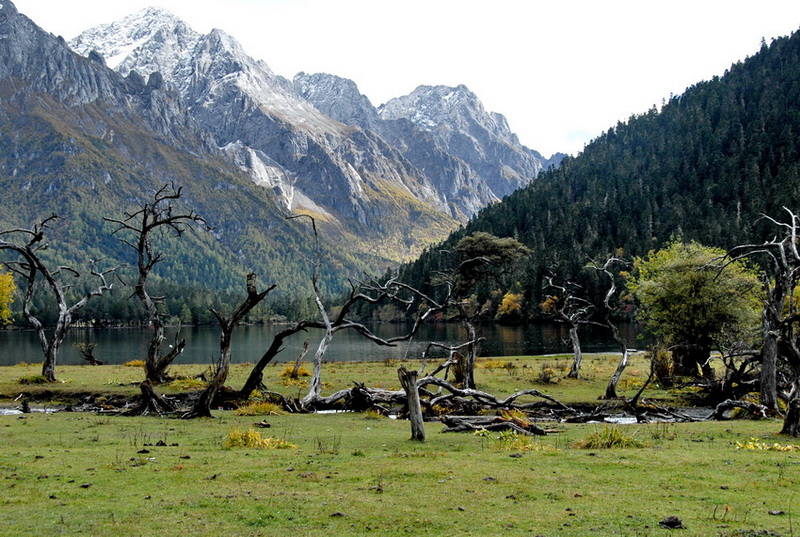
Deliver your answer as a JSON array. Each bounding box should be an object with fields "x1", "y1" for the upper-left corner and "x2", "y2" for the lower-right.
[
  {"x1": 1, "y1": 354, "x2": 797, "y2": 536},
  {"x1": 0, "y1": 353, "x2": 673, "y2": 405}
]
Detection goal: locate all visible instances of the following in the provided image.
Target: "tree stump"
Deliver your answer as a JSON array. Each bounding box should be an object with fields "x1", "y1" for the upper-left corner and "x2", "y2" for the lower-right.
[
  {"x1": 398, "y1": 366, "x2": 425, "y2": 441},
  {"x1": 781, "y1": 396, "x2": 800, "y2": 436}
]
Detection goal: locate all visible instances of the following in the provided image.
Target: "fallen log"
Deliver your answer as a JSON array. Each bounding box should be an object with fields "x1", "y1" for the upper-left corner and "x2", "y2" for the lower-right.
[
  {"x1": 710, "y1": 399, "x2": 769, "y2": 420},
  {"x1": 419, "y1": 376, "x2": 574, "y2": 412},
  {"x1": 440, "y1": 415, "x2": 547, "y2": 435}
]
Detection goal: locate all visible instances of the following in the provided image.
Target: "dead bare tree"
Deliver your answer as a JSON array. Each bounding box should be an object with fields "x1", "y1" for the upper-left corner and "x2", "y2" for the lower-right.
[
  {"x1": 724, "y1": 208, "x2": 800, "y2": 433},
  {"x1": 185, "y1": 272, "x2": 276, "y2": 418},
  {"x1": 239, "y1": 320, "x2": 313, "y2": 398},
  {"x1": 0, "y1": 215, "x2": 115, "y2": 381},
  {"x1": 290, "y1": 339, "x2": 310, "y2": 379},
  {"x1": 542, "y1": 277, "x2": 596, "y2": 378},
  {"x1": 299, "y1": 268, "x2": 439, "y2": 409},
  {"x1": 589, "y1": 256, "x2": 631, "y2": 399},
  {"x1": 431, "y1": 232, "x2": 531, "y2": 389},
  {"x1": 263, "y1": 214, "x2": 445, "y2": 410},
  {"x1": 105, "y1": 183, "x2": 209, "y2": 383}
]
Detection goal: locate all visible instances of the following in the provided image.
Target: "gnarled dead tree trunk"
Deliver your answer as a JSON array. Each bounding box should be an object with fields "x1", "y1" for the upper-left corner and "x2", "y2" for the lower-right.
[
  {"x1": 283, "y1": 214, "x2": 445, "y2": 411},
  {"x1": 185, "y1": 273, "x2": 275, "y2": 418},
  {"x1": 781, "y1": 380, "x2": 800, "y2": 436},
  {"x1": 589, "y1": 256, "x2": 631, "y2": 399},
  {"x1": 125, "y1": 380, "x2": 176, "y2": 416},
  {"x1": 75, "y1": 343, "x2": 102, "y2": 365},
  {"x1": 398, "y1": 366, "x2": 425, "y2": 441},
  {"x1": 290, "y1": 339, "x2": 310, "y2": 379},
  {"x1": 239, "y1": 321, "x2": 311, "y2": 397},
  {"x1": 0, "y1": 215, "x2": 116, "y2": 381},
  {"x1": 542, "y1": 278, "x2": 595, "y2": 379},
  {"x1": 725, "y1": 209, "x2": 800, "y2": 432},
  {"x1": 105, "y1": 183, "x2": 208, "y2": 383}
]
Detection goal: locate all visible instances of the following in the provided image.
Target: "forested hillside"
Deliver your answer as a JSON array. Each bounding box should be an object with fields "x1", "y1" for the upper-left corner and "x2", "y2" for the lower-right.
[
  {"x1": 0, "y1": 1, "x2": 372, "y2": 323},
  {"x1": 399, "y1": 31, "x2": 800, "y2": 311}
]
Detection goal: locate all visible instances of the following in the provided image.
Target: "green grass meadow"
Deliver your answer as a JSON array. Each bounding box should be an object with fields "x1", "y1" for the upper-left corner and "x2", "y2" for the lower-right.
[{"x1": 1, "y1": 354, "x2": 797, "y2": 536}]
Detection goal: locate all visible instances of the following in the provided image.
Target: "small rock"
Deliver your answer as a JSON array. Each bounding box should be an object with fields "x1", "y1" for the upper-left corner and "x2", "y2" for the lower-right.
[
  {"x1": 155, "y1": 440, "x2": 167, "y2": 446},
  {"x1": 720, "y1": 485, "x2": 729, "y2": 490},
  {"x1": 137, "y1": 449, "x2": 150, "y2": 454},
  {"x1": 483, "y1": 476, "x2": 497, "y2": 482},
  {"x1": 457, "y1": 506, "x2": 466, "y2": 512},
  {"x1": 659, "y1": 516, "x2": 685, "y2": 529},
  {"x1": 330, "y1": 512, "x2": 347, "y2": 517},
  {"x1": 79, "y1": 483, "x2": 92, "y2": 489},
  {"x1": 768, "y1": 510, "x2": 785, "y2": 516}
]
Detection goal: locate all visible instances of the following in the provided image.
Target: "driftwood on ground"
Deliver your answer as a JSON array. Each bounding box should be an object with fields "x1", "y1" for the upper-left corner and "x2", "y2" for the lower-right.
[
  {"x1": 440, "y1": 415, "x2": 547, "y2": 435},
  {"x1": 710, "y1": 398, "x2": 770, "y2": 420}
]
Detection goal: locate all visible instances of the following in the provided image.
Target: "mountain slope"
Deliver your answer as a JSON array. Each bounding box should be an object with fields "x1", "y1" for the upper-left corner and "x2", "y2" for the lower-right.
[
  {"x1": 69, "y1": 8, "x2": 459, "y2": 260},
  {"x1": 71, "y1": 8, "x2": 557, "y2": 232},
  {"x1": 294, "y1": 74, "x2": 564, "y2": 219},
  {"x1": 0, "y1": 0, "x2": 371, "y2": 317},
  {"x1": 399, "y1": 31, "x2": 800, "y2": 310}
]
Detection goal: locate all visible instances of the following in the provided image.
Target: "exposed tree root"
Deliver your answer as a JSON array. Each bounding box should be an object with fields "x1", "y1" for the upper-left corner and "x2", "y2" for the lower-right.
[{"x1": 124, "y1": 381, "x2": 177, "y2": 416}]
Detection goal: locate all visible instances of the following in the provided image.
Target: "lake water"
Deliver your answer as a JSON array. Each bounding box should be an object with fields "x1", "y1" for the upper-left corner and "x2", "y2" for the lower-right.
[{"x1": 0, "y1": 322, "x2": 642, "y2": 367}]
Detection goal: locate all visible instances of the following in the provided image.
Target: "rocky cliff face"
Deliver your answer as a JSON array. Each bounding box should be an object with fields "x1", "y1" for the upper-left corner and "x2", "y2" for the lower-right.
[
  {"x1": 70, "y1": 8, "x2": 451, "y2": 246},
  {"x1": 71, "y1": 7, "x2": 558, "y2": 230},
  {"x1": 0, "y1": 0, "x2": 373, "y2": 297},
  {"x1": 0, "y1": 2, "x2": 208, "y2": 153},
  {"x1": 293, "y1": 75, "x2": 552, "y2": 219},
  {"x1": 379, "y1": 84, "x2": 545, "y2": 198}
]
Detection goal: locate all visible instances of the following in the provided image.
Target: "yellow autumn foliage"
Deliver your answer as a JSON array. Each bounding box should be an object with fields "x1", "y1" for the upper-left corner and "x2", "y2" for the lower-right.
[
  {"x1": 496, "y1": 291, "x2": 524, "y2": 318},
  {"x1": 0, "y1": 271, "x2": 15, "y2": 325}
]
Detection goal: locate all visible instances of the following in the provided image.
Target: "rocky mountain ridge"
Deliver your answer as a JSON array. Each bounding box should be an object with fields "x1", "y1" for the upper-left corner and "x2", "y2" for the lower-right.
[
  {"x1": 70, "y1": 6, "x2": 560, "y2": 226},
  {"x1": 0, "y1": 0, "x2": 366, "y2": 306}
]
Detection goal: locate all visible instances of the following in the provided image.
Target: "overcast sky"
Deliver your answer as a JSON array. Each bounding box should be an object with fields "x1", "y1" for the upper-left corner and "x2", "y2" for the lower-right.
[{"x1": 11, "y1": 0, "x2": 800, "y2": 157}]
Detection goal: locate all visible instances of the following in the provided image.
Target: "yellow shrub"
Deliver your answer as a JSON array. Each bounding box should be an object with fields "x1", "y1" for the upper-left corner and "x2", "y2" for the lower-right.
[
  {"x1": 235, "y1": 401, "x2": 284, "y2": 416},
  {"x1": 223, "y1": 428, "x2": 296, "y2": 449},
  {"x1": 279, "y1": 364, "x2": 311, "y2": 378}
]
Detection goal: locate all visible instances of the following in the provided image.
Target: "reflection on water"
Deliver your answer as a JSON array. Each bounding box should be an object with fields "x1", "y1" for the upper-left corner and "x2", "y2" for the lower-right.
[{"x1": 0, "y1": 322, "x2": 643, "y2": 366}]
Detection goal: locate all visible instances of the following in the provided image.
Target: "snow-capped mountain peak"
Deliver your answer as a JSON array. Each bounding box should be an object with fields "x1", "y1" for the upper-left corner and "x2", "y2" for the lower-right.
[
  {"x1": 69, "y1": 7, "x2": 198, "y2": 72},
  {"x1": 67, "y1": 5, "x2": 555, "y2": 239},
  {"x1": 379, "y1": 84, "x2": 510, "y2": 140}
]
